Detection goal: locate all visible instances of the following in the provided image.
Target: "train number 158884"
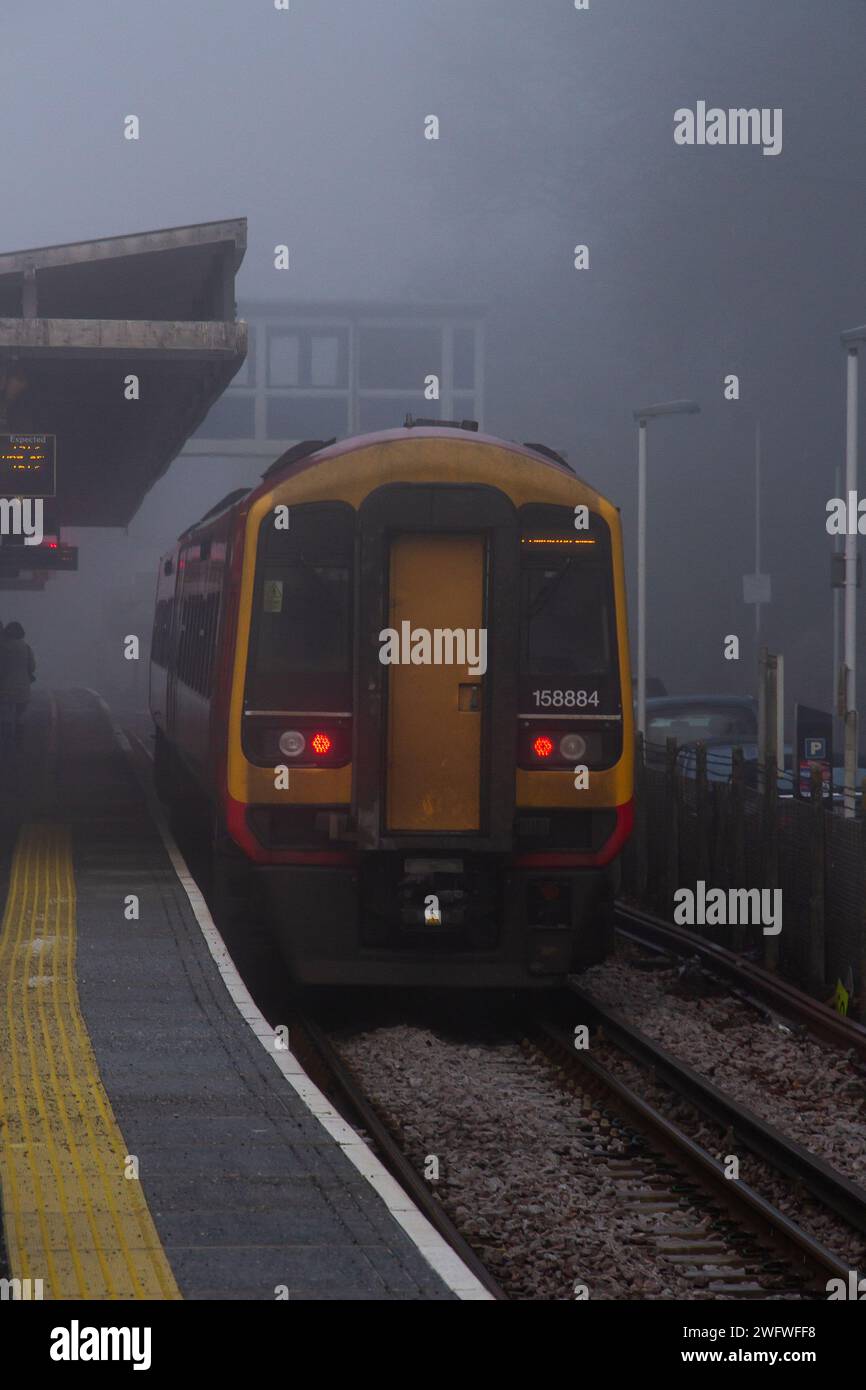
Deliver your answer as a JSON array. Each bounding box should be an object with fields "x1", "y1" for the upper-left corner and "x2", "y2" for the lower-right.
[{"x1": 532, "y1": 690, "x2": 599, "y2": 708}]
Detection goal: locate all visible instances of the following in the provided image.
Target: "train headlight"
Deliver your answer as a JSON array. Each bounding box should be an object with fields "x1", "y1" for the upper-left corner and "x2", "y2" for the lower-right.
[
  {"x1": 279, "y1": 730, "x2": 306, "y2": 757},
  {"x1": 559, "y1": 733, "x2": 587, "y2": 761}
]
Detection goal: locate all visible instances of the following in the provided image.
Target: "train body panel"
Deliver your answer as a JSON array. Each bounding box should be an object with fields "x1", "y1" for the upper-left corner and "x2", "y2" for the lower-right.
[{"x1": 150, "y1": 427, "x2": 633, "y2": 987}]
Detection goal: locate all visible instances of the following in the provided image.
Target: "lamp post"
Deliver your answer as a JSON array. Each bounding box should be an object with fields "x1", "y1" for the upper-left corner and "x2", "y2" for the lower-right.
[
  {"x1": 840, "y1": 326, "x2": 866, "y2": 817},
  {"x1": 632, "y1": 399, "x2": 701, "y2": 739}
]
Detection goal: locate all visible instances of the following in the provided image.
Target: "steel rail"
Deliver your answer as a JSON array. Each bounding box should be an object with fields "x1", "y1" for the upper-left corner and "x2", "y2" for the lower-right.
[
  {"x1": 615, "y1": 901, "x2": 866, "y2": 1058},
  {"x1": 288, "y1": 1009, "x2": 506, "y2": 1301},
  {"x1": 560, "y1": 981, "x2": 866, "y2": 1239},
  {"x1": 530, "y1": 1011, "x2": 849, "y2": 1289}
]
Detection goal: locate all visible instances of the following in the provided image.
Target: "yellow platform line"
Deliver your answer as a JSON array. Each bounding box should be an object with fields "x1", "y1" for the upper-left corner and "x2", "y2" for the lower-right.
[{"x1": 0, "y1": 822, "x2": 181, "y2": 1299}]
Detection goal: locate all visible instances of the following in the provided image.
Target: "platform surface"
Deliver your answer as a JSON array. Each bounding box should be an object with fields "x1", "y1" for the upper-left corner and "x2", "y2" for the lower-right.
[{"x1": 0, "y1": 688, "x2": 460, "y2": 1300}]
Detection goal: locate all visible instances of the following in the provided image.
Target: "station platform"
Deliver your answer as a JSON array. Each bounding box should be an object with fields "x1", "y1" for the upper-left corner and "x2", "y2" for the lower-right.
[{"x1": 0, "y1": 688, "x2": 486, "y2": 1300}]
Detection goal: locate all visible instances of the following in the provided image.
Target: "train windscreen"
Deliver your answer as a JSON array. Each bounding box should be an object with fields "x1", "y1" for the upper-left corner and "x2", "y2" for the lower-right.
[
  {"x1": 245, "y1": 501, "x2": 354, "y2": 710},
  {"x1": 518, "y1": 504, "x2": 620, "y2": 716}
]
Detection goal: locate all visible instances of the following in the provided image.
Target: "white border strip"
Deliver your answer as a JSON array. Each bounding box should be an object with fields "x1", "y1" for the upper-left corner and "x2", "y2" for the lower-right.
[{"x1": 85, "y1": 695, "x2": 491, "y2": 1300}]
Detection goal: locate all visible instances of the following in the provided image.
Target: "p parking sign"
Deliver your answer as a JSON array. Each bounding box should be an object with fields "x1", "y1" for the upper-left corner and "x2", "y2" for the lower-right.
[{"x1": 795, "y1": 703, "x2": 833, "y2": 799}]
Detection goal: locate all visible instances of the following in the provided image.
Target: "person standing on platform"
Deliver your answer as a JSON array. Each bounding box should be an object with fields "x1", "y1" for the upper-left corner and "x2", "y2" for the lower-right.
[{"x1": 0, "y1": 621, "x2": 36, "y2": 731}]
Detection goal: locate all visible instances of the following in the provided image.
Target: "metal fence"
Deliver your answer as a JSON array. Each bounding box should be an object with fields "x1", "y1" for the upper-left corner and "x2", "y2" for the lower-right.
[{"x1": 621, "y1": 736, "x2": 866, "y2": 1021}]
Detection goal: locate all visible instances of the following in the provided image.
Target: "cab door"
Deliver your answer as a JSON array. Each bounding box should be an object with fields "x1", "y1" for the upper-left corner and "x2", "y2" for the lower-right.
[{"x1": 386, "y1": 533, "x2": 485, "y2": 832}]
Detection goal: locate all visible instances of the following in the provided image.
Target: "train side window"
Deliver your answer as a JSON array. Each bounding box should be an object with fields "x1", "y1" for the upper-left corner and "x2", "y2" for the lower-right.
[
  {"x1": 175, "y1": 590, "x2": 221, "y2": 697},
  {"x1": 200, "y1": 590, "x2": 220, "y2": 694},
  {"x1": 193, "y1": 595, "x2": 206, "y2": 694},
  {"x1": 170, "y1": 540, "x2": 225, "y2": 697},
  {"x1": 151, "y1": 598, "x2": 173, "y2": 668},
  {"x1": 176, "y1": 596, "x2": 194, "y2": 687}
]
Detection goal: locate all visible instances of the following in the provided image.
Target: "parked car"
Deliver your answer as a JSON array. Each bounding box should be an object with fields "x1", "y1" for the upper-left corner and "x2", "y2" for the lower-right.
[
  {"x1": 643, "y1": 694, "x2": 866, "y2": 805},
  {"x1": 644, "y1": 695, "x2": 758, "y2": 769}
]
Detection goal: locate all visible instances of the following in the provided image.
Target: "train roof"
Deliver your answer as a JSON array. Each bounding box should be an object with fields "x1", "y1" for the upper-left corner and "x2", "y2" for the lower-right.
[
  {"x1": 248, "y1": 425, "x2": 581, "y2": 497},
  {"x1": 171, "y1": 425, "x2": 600, "y2": 548},
  {"x1": 177, "y1": 486, "x2": 251, "y2": 539}
]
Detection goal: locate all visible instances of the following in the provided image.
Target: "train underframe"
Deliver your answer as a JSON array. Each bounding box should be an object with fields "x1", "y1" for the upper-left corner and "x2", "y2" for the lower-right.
[{"x1": 256, "y1": 852, "x2": 618, "y2": 988}]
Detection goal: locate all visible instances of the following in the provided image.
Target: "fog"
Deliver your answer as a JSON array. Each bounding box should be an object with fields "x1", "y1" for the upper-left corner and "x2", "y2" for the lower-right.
[{"x1": 2, "y1": 0, "x2": 865, "y2": 723}]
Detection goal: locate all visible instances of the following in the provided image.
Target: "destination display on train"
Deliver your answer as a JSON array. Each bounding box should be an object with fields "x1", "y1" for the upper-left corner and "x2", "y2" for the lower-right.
[{"x1": 0, "y1": 433, "x2": 56, "y2": 497}]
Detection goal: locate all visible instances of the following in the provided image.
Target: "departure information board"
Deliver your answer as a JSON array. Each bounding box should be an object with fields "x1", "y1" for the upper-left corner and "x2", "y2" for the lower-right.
[{"x1": 0, "y1": 434, "x2": 56, "y2": 497}]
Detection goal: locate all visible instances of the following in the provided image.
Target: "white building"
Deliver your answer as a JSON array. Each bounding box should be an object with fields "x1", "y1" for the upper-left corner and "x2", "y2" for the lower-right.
[{"x1": 183, "y1": 300, "x2": 486, "y2": 457}]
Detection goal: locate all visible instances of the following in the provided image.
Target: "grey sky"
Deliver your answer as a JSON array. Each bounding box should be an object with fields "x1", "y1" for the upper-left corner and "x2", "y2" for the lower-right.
[{"x1": 2, "y1": 0, "x2": 865, "y2": 714}]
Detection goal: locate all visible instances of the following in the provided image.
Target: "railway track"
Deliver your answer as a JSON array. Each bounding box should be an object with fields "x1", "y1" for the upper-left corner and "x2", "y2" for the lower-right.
[
  {"x1": 524, "y1": 1017, "x2": 840, "y2": 1296},
  {"x1": 527, "y1": 978, "x2": 866, "y2": 1297},
  {"x1": 286, "y1": 1007, "x2": 506, "y2": 1301},
  {"x1": 229, "y1": 905, "x2": 866, "y2": 1301},
  {"x1": 615, "y1": 901, "x2": 866, "y2": 1058},
  {"x1": 560, "y1": 982, "x2": 866, "y2": 1237},
  {"x1": 311, "y1": 1000, "x2": 852, "y2": 1299}
]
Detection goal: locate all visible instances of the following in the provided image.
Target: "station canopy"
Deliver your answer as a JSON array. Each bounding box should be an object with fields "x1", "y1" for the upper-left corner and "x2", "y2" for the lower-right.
[{"x1": 0, "y1": 218, "x2": 247, "y2": 526}]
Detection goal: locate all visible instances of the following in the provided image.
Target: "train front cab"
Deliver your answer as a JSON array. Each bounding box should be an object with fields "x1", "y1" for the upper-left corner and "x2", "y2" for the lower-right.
[{"x1": 226, "y1": 436, "x2": 634, "y2": 987}]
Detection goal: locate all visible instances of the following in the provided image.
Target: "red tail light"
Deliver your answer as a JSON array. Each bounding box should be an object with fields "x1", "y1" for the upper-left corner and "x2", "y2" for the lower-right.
[
  {"x1": 533, "y1": 735, "x2": 554, "y2": 759},
  {"x1": 243, "y1": 717, "x2": 350, "y2": 768}
]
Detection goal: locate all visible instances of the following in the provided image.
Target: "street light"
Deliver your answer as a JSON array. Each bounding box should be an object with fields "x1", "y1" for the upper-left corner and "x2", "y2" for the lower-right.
[
  {"x1": 632, "y1": 399, "x2": 701, "y2": 739},
  {"x1": 840, "y1": 325, "x2": 866, "y2": 817}
]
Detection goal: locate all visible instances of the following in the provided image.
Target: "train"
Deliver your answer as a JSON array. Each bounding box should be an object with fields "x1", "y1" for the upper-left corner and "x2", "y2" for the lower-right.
[{"x1": 149, "y1": 422, "x2": 634, "y2": 987}]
